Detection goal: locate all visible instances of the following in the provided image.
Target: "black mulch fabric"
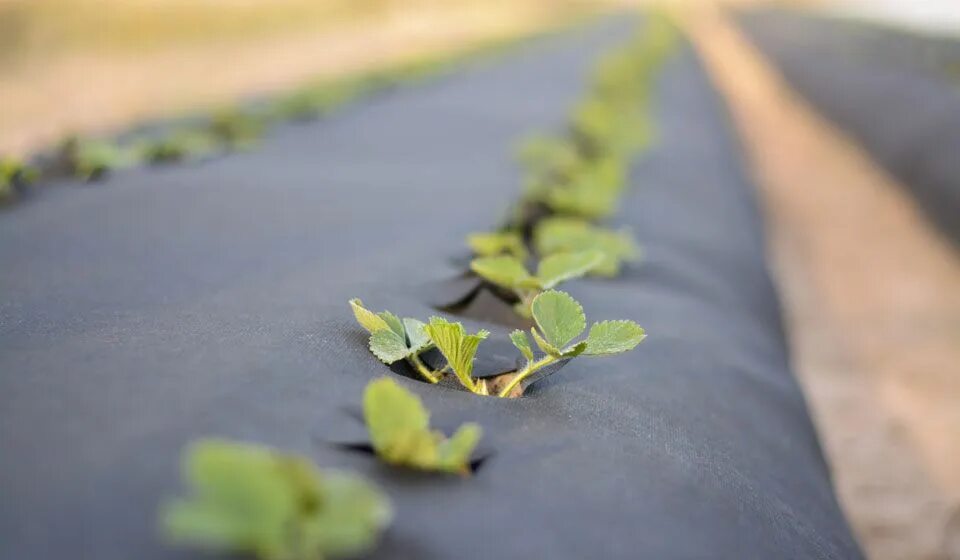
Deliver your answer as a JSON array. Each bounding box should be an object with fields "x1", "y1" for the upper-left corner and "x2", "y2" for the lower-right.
[
  {"x1": 0, "y1": 17, "x2": 863, "y2": 559},
  {"x1": 738, "y1": 9, "x2": 960, "y2": 249}
]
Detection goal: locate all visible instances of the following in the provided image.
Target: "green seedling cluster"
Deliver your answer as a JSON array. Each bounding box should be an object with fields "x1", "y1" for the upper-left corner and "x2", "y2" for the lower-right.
[
  {"x1": 161, "y1": 377, "x2": 482, "y2": 559},
  {"x1": 137, "y1": 130, "x2": 219, "y2": 164},
  {"x1": 161, "y1": 439, "x2": 392, "y2": 560},
  {"x1": 0, "y1": 18, "x2": 585, "y2": 204},
  {"x1": 364, "y1": 377, "x2": 481, "y2": 474},
  {"x1": 534, "y1": 217, "x2": 639, "y2": 277},
  {"x1": 350, "y1": 290, "x2": 644, "y2": 398},
  {"x1": 0, "y1": 157, "x2": 39, "y2": 204},
  {"x1": 466, "y1": 13, "x2": 679, "y2": 313},
  {"x1": 59, "y1": 136, "x2": 138, "y2": 181},
  {"x1": 470, "y1": 250, "x2": 604, "y2": 316}
]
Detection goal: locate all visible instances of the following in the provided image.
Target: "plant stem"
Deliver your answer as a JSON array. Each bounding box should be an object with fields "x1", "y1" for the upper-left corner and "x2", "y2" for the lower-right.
[
  {"x1": 453, "y1": 369, "x2": 482, "y2": 394},
  {"x1": 498, "y1": 354, "x2": 559, "y2": 397},
  {"x1": 407, "y1": 354, "x2": 439, "y2": 384}
]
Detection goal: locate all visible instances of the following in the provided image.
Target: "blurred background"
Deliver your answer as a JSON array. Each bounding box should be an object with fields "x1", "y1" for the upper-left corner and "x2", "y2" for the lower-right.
[{"x1": 1, "y1": 1, "x2": 957, "y2": 559}]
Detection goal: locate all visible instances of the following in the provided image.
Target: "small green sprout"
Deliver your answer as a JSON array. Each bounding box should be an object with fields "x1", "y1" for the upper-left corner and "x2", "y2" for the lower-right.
[
  {"x1": 349, "y1": 299, "x2": 437, "y2": 384},
  {"x1": 0, "y1": 157, "x2": 38, "y2": 203},
  {"x1": 348, "y1": 293, "x2": 645, "y2": 398},
  {"x1": 542, "y1": 156, "x2": 625, "y2": 220},
  {"x1": 496, "y1": 290, "x2": 646, "y2": 397},
  {"x1": 466, "y1": 230, "x2": 527, "y2": 259},
  {"x1": 207, "y1": 110, "x2": 268, "y2": 150},
  {"x1": 161, "y1": 439, "x2": 392, "y2": 560},
  {"x1": 60, "y1": 137, "x2": 136, "y2": 181},
  {"x1": 469, "y1": 250, "x2": 603, "y2": 316},
  {"x1": 534, "y1": 217, "x2": 639, "y2": 277},
  {"x1": 349, "y1": 299, "x2": 493, "y2": 394},
  {"x1": 364, "y1": 377, "x2": 481, "y2": 474},
  {"x1": 271, "y1": 81, "x2": 360, "y2": 121},
  {"x1": 423, "y1": 317, "x2": 490, "y2": 395},
  {"x1": 138, "y1": 131, "x2": 218, "y2": 163}
]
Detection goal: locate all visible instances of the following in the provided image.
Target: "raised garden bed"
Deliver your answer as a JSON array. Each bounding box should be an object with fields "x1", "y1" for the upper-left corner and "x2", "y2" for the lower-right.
[
  {"x1": 0, "y1": 14, "x2": 863, "y2": 560},
  {"x1": 737, "y1": 9, "x2": 960, "y2": 249}
]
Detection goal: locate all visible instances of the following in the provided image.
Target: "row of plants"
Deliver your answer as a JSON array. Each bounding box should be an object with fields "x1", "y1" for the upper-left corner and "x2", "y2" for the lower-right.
[
  {"x1": 0, "y1": 18, "x2": 587, "y2": 207},
  {"x1": 159, "y1": 13, "x2": 680, "y2": 560},
  {"x1": 161, "y1": 378, "x2": 479, "y2": 560},
  {"x1": 351, "y1": 13, "x2": 679, "y2": 397}
]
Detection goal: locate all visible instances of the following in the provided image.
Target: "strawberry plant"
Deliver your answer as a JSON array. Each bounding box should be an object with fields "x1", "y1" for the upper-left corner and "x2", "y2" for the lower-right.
[
  {"x1": 466, "y1": 231, "x2": 527, "y2": 260},
  {"x1": 0, "y1": 157, "x2": 38, "y2": 203},
  {"x1": 349, "y1": 290, "x2": 644, "y2": 397},
  {"x1": 59, "y1": 137, "x2": 136, "y2": 181},
  {"x1": 207, "y1": 109, "x2": 268, "y2": 150},
  {"x1": 349, "y1": 299, "x2": 439, "y2": 384},
  {"x1": 138, "y1": 131, "x2": 218, "y2": 163},
  {"x1": 349, "y1": 299, "x2": 494, "y2": 392},
  {"x1": 364, "y1": 377, "x2": 481, "y2": 473},
  {"x1": 469, "y1": 250, "x2": 603, "y2": 316},
  {"x1": 495, "y1": 290, "x2": 645, "y2": 397},
  {"x1": 533, "y1": 217, "x2": 638, "y2": 277},
  {"x1": 161, "y1": 439, "x2": 392, "y2": 560}
]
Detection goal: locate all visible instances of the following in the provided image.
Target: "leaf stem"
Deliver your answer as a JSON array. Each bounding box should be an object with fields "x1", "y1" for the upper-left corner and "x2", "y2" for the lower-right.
[
  {"x1": 407, "y1": 354, "x2": 439, "y2": 384},
  {"x1": 498, "y1": 354, "x2": 559, "y2": 397}
]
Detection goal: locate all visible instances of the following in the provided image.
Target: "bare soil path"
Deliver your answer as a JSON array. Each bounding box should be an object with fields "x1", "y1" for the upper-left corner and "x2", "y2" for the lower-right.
[{"x1": 688, "y1": 9, "x2": 960, "y2": 560}]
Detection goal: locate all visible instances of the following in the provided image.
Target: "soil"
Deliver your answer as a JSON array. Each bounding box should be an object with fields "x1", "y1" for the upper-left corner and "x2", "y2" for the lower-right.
[{"x1": 688, "y1": 9, "x2": 960, "y2": 560}]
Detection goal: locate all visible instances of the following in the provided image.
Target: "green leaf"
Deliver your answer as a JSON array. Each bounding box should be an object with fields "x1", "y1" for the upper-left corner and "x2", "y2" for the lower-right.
[
  {"x1": 368, "y1": 329, "x2": 412, "y2": 364},
  {"x1": 534, "y1": 218, "x2": 639, "y2": 277},
  {"x1": 363, "y1": 378, "x2": 430, "y2": 457},
  {"x1": 424, "y1": 317, "x2": 489, "y2": 384},
  {"x1": 362, "y1": 378, "x2": 480, "y2": 474},
  {"x1": 467, "y1": 231, "x2": 527, "y2": 260},
  {"x1": 163, "y1": 440, "x2": 296, "y2": 558},
  {"x1": 469, "y1": 255, "x2": 532, "y2": 290},
  {"x1": 349, "y1": 299, "x2": 390, "y2": 333},
  {"x1": 377, "y1": 311, "x2": 405, "y2": 339},
  {"x1": 305, "y1": 471, "x2": 394, "y2": 558},
  {"x1": 546, "y1": 181, "x2": 619, "y2": 220},
  {"x1": 535, "y1": 251, "x2": 603, "y2": 289},
  {"x1": 350, "y1": 300, "x2": 431, "y2": 364},
  {"x1": 509, "y1": 330, "x2": 534, "y2": 361},
  {"x1": 161, "y1": 439, "x2": 390, "y2": 560},
  {"x1": 530, "y1": 290, "x2": 586, "y2": 350},
  {"x1": 403, "y1": 318, "x2": 431, "y2": 354},
  {"x1": 561, "y1": 340, "x2": 589, "y2": 358},
  {"x1": 583, "y1": 320, "x2": 647, "y2": 355},
  {"x1": 437, "y1": 423, "x2": 482, "y2": 473},
  {"x1": 530, "y1": 327, "x2": 561, "y2": 358}
]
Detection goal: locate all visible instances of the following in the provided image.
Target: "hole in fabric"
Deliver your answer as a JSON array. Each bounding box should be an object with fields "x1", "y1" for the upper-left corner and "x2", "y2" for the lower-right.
[{"x1": 418, "y1": 273, "x2": 530, "y2": 330}]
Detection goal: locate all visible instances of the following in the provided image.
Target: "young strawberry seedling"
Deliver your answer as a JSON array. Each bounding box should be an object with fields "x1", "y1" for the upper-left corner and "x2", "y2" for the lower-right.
[
  {"x1": 0, "y1": 157, "x2": 38, "y2": 203},
  {"x1": 138, "y1": 131, "x2": 218, "y2": 164},
  {"x1": 469, "y1": 250, "x2": 603, "y2": 317},
  {"x1": 207, "y1": 109, "x2": 268, "y2": 150},
  {"x1": 349, "y1": 299, "x2": 439, "y2": 383},
  {"x1": 533, "y1": 217, "x2": 639, "y2": 277},
  {"x1": 496, "y1": 290, "x2": 646, "y2": 397},
  {"x1": 349, "y1": 291, "x2": 644, "y2": 398},
  {"x1": 349, "y1": 299, "x2": 493, "y2": 392},
  {"x1": 59, "y1": 137, "x2": 137, "y2": 181},
  {"x1": 161, "y1": 439, "x2": 392, "y2": 560},
  {"x1": 466, "y1": 231, "x2": 528, "y2": 260},
  {"x1": 364, "y1": 377, "x2": 482, "y2": 474}
]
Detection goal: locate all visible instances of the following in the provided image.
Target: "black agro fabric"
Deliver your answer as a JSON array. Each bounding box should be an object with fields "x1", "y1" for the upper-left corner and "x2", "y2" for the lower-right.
[
  {"x1": 738, "y1": 9, "x2": 960, "y2": 249},
  {"x1": 0, "y1": 17, "x2": 863, "y2": 560}
]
